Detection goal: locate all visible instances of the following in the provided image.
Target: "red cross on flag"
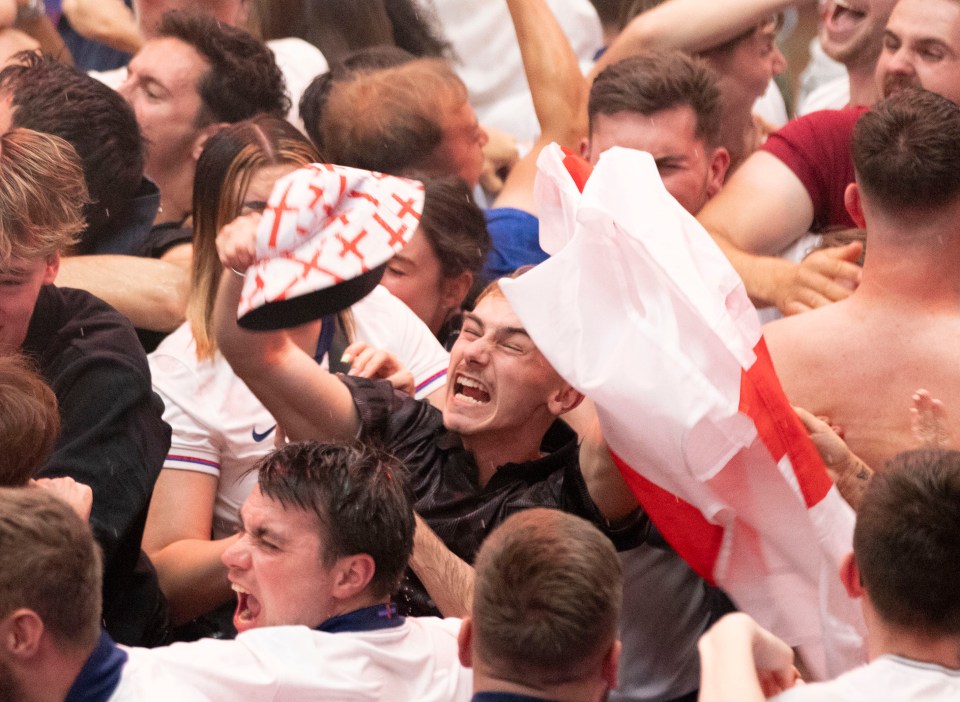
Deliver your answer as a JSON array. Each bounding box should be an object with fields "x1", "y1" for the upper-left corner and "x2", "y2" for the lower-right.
[
  {"x1": 236, "y1": 163, "x2": 424, "y2": 330},
  {"x1": 501, "y1": 144, "x2": 867, "y2": 680}
]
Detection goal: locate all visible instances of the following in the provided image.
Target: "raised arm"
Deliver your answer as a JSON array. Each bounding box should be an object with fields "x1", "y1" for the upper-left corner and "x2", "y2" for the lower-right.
[
  {"x1": 593, "y1": 0, "x2": 807, "y2": 77},
  {"x1": 491, "y1": 0, "x2": 588, "y2": 214},
  {"x1": 212, "y1": 213, "x2": 360, "y2": 443},
  {"x1": 698, "y1": 612, "x2": 801, "y2": 702}
]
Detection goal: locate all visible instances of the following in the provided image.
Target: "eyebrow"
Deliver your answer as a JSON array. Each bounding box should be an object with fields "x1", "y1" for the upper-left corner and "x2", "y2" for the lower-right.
[{"x1": 463, "y1": 313, "x2": 530, "y2": 339}]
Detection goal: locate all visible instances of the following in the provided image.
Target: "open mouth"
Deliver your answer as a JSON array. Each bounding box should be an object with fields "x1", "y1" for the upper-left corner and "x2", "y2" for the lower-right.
[
  {"x1": 454, "y1": 374, "x2": 491, "y2": 404},
  {"x1": 825, "y1": 0, "x2": 866, "y2": 35},
  {"x1": 232, "y1": 583, "x2": 261, "y2": 629}
]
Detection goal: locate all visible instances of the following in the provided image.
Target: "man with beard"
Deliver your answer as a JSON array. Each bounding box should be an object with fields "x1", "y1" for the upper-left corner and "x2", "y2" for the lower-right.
[{"x1": 696, "y1": 0, "x2": 960, "y2": 316}]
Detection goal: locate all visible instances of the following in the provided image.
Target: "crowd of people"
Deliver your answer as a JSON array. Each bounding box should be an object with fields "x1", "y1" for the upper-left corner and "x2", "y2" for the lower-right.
[{"x1": 0, "y1": 1, "x2": 958, "y2": 701}]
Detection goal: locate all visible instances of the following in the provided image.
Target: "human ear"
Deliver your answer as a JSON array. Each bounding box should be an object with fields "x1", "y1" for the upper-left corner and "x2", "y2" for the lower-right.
[{"x1": 844, "y1": 183, "x2": 866, "y2": 229}]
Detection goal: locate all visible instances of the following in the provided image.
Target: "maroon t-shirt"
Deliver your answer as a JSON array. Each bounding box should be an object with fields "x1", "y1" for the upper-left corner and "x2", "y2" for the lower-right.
[{"x1": 761, "y1": 105, "x2": 869, "y2": 231}]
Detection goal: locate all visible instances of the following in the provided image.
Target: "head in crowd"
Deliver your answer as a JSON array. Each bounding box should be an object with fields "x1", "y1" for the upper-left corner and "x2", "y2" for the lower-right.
[
  {"x1": 190, "y1": 114, "x2": 319, "y2": 359},
  {"x1": 621, "y1": 0, "x2": 786, "y2": 106},
  {"x1": 300, "y1": 45, "x2": 416, "y2": 153},
  {"x1": 444, "y1": 276, "x2": 583, "y2": 453},
  {"x1": 0, "y1": 488, "x2": 102, "y2": 699},
  {"x1": 462, "y1": 508, "x2": 622, "y2": 701},
  {"x1": 256, "y1": 0, "x2": 447, "y2": 66},
  {"x1": 850, "y1": 88, "x2": 960, "y2": 220},
  {"x1": 0, "y1": 354, "x2": 59, "y2": 487},
  {"x1": 875, "y1": 0, "x2": 960, "y2": 105},
  {"x1": 820, "y1": 0, "x2": 898, "y2": 73},
  {"x1": 135, "y1": 0, "x2": 250, "y2": 38},
  {"x1": 321, "y1": 58, "x2": 488, "y2": 187},
  {"x1": 585, "y1": 51, "x2": 730, "y2": 214},
  {"x1": 848, "y1": 449, "x2": 960, "y2": 639},
  {"x1": 223, "y1": 441, "x2": 415, "y2": 632},
  {"x1": 0, "y1": 129, "x2": 89, "y2": 353},
  {"x1": 119, "y1": 10, "x2": 289, "y2": 221},
  {"x1": 382, "y1": 176, "x2": 491, "y2": 337},
  {"x1": 0, "y1": 52, "x2": 144, "y2": 253}
]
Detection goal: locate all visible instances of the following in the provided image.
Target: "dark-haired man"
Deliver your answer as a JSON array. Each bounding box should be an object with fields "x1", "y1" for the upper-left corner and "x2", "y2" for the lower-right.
[
  {"x1": 583, "y1": 50, "x2": 730, "y2": 216},
  {"x1": 698, "y1": 448, "x2": 960, "y2": 700},
  {"x1": 764, "y1": 88, "x2": 960, "y2": 471},
  {"x1": 125, "y1": 442, "x2": 472, "y2": 700}
]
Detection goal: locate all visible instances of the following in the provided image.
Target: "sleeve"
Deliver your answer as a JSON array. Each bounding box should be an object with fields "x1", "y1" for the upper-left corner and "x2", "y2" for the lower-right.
[
  {"x1": 38, "y1": 353, "x2": 169, "y2": 575},
  {"x1": 760, "y1": 108, "x2": 863, "y2": 231},
  {"x1": 351, "y1": 286, "x2": 449, "y2": 398},
  {"x1": 149, "y1": 351, "x2": 222, "y2": 478}
]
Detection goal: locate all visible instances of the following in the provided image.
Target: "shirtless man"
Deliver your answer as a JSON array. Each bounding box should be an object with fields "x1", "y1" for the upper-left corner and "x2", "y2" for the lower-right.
[
  {"x1": 697, "y1": 0, "x2": 960, "y2": 315},
  {"x1": 764, "y1": 88, "x2": 960, "y2": 470}
]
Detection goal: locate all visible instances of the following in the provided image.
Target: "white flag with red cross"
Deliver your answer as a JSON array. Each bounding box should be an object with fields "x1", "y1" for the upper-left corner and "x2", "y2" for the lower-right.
[{"x1": 501, "y1": 144, "x2": 867, "y2": 680}]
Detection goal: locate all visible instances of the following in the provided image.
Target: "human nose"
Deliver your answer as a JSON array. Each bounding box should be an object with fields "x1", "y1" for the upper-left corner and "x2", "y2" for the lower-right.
[
  {"x1": 771, "y1": 44, "x2": 787, "y2": 77},
  {"x1": 478, "y1": 126, "x2": 489, "y2": 148},
  {"x1": 221, "y1": 533, "x2": 250, "y2": 569},
  {"x1": 883, "y1": 46, "x2": 915, "y2": 77},
  {"x1": 461, "y1": 334, "x2": 491, "y2": 366}
]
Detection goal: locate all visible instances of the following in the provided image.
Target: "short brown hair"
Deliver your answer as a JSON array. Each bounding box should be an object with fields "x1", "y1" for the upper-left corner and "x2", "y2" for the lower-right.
[
  {"x1": 471, "y1": 509, "x2": 622, "y2": 685},
  {"x1": 855, "y1": 449, "x2": 960, "y2": 636},
  {"x1": 320, "y1": 58, "x2": 467, "y2": 176},
  {"x1": 0, "y1": 354, "x2": 59, "y2": 487},
  {"x1": 589, "y1": 51, "x2": 723, "y2": 147},
  {"x1": 852, "y1": 88, "x2": 960, "y2": 213},
  {"x1": 0, "y1": 129, "x2": 89, "y2": 263},
  {"x1": 0, "y1": 488, "x2": 102, "y2": 650}
]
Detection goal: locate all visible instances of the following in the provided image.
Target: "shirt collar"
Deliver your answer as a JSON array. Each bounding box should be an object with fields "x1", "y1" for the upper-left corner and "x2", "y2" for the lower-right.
[
  {"x1": 315, "y1": 602, "x2": 404, "y2": 634},
  {"x1": 64, "y1": 630, "x2": 127, "y2": 702}
]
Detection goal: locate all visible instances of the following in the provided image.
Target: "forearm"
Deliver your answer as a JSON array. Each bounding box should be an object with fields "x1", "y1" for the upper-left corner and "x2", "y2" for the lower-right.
[
  {"x1": 507, "y1": 0, "x2": 586, "y2": 147},
  {"x1": 213, "y1": 271, "x2": 360, "y2": 442},
  {"x1": 409, "y1": 514, "x2": 474, "y2": 618},
  {"x1": 61, "y1": 0, "x2": 145, "y2": 54},
  {"x1": 596, "y1": 0, "x2": 805, "y2": 76},
  {"x1": 150, "y1": 535, "x2": 239, "y2": 626},
  {"x1": 14, "y1": 6, "x2": 74, "y2": 64},
  {"x1": 57, "y1": 255, "x2": 189, "y2": 331}
]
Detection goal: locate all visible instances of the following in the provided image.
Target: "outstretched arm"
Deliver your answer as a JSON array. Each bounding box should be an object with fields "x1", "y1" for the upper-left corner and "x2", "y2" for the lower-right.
[
  {"x1": 697, "y1": 150, "x2": 862, "y2": 313},
  {"x1": 212, "y1": 213, "x2": 360, "y2": 443},
  {"x1": 593, "y1": 0, "x2": 807, "y2": 78},
  {"x1": 492, "y1": 0, "x2": 588, "y2": 214},
  {"x1": 57, "y1": 254, "x2": 190, "y2": 332},
  {"x1": 698, "y1": 612, "x2": 801, "y2": 702},
  {"x1": 409, "y1": 514, "x2": 474, "y2": 618}
]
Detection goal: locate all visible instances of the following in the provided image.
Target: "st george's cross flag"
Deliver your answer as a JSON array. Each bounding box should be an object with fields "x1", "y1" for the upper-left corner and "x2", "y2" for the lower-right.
[{"x1": 500, "y1": 144, "x2": 867, "y2": 680}]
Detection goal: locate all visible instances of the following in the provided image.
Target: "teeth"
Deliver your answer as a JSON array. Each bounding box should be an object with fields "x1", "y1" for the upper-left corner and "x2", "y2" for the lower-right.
[
  {"x1": 455, "y1": 392, "x2": 483, "y2": 405},
  {"x1": 231, "y1": 583, "x2": 249, "y2": 594},
  {"x1": 457, "y1": 376, "x2": 483, "y2": 389}
]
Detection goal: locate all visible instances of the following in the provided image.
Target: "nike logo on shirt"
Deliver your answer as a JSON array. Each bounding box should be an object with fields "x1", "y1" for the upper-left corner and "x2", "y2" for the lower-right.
[{"x1": 251, "y1": 425, "x2": 277, "y2": 442}]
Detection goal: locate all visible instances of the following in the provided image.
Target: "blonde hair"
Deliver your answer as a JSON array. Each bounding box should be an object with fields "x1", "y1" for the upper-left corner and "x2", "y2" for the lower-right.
[
  {"x1": 188, "y1": 116, "x2": 320, "y2": 359},
  {"x1": 0, "y1": 129, "x2": 89, "y2": 264}
]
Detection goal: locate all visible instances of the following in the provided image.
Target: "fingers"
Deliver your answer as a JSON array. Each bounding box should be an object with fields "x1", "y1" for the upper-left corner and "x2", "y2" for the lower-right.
[
  {"x1": 911, "y1": 388, "x2": 950, "y2": 448},
  {"x1": 782, "y1": 244, "x2": 864, "y2": 314},
  {"x1": 30, "y1": 477, "x2": 94, "y2": 521},
  {"x1": 216, "y1": 212, "x2": 261, "y2": 272},
  {"x1": 387, "y1": 370, "x2": 416, "y2": 397}
]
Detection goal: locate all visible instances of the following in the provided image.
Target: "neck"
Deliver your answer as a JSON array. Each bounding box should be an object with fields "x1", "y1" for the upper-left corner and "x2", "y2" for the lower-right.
[
  {"x1": 856, "y1": 217, "x2": 960, "y2": 311},
  {"x1": 472, "y1": 669, "x2": 606, "y2": 702},
  {"x1": 151, "y1": 164, "x2": 195, "y2": 226},
  {"x1": 461, "y1": 429, "x2": 548, "y2": 487},
  {"x1": 717, "y1": 85, "x2": 758, "y2": 170},
  {"x1": 869, "y1": 620, "x2": 960, "y2": 670},
  {"x1": 16, "y1": 645, "x2": 89, "y2": 702},
  {"x1": 846, "y1": 65, "x2": 881, "y2": 107}
]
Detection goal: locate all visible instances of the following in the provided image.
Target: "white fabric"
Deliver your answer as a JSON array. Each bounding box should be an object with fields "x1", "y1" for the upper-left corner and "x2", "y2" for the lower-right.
[
  {"x1": 91, "y1": 38, "x2": 328, "y2": 129},
  {"x1": 795, "y1": 37, "x2": 848, "y2": 114},
  {"x1": 797, "y1": 75, "x2": 851, "y2": 116},
  {"x1": 123, "y1": 618, "x2": 472, "y2": 701},
  {"x1": 772, "y1": 655, "x2": 960, "y2": 701},
  {"x1": 424, "y1": 0, "x2": 602, "y2": 144},
  {"x1": 110, "y1": 655, "x2": 208, "y2": 701},
  {"x1": 611, "y1": 544, "x2": 708, "y2": 702},
  {"x1": 149, "y1": 285, "x2": 448, "y2": 539},
  {"x1": 502, "y1": 144, "x2": 865, "y2": 680},
  {"x1": 753, "y1": 79, "x2": 789, "y2": 129}
]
